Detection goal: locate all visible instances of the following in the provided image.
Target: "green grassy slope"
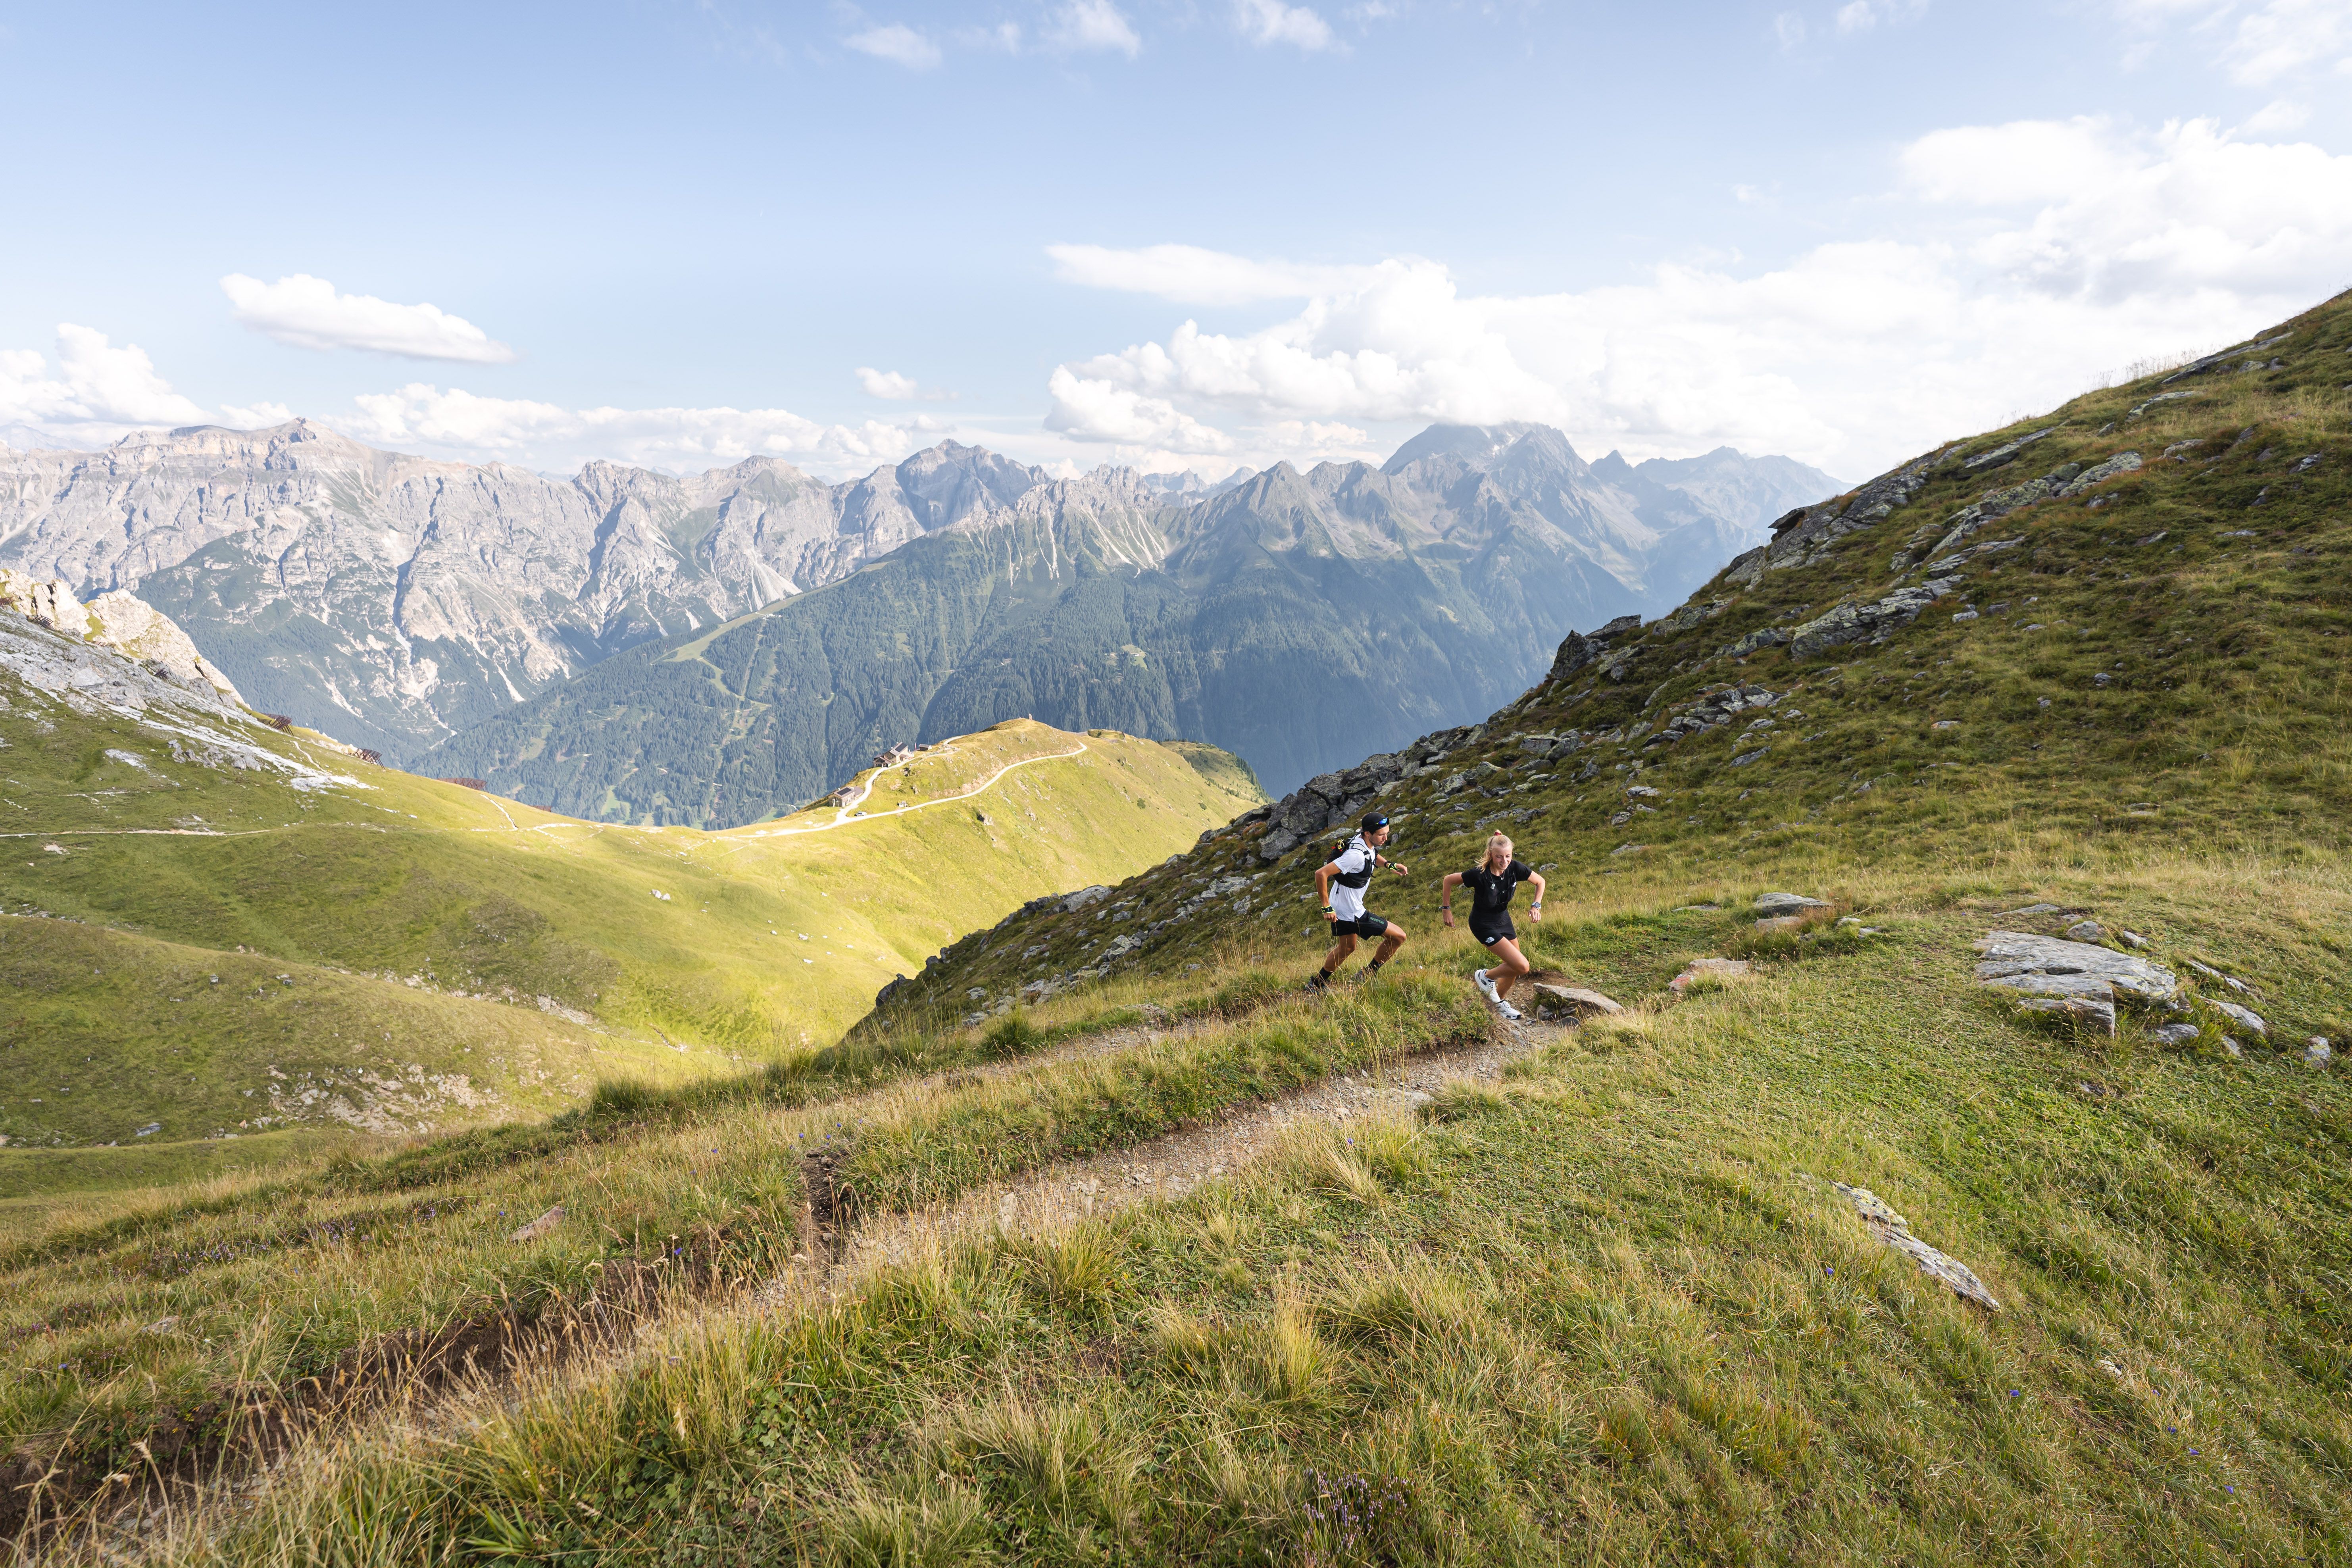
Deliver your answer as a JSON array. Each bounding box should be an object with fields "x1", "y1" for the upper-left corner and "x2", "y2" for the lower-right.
[
  {"x1": 4, "y1": 298, "x2": 2348, "y2": 1565},
  {"x1": 0, "y1": 619, "x2": 1262, "y2": 1189},
  {"x1": 872, "y1": 292, "x2": 2352, "y2": 1029}
]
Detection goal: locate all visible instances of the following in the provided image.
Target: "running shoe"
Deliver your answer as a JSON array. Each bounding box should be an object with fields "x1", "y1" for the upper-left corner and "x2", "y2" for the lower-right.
[
  {"x1": 1305, "y1": 970, "x2": 1331, "y2": 993},
  {"x1": 1497, "y1": 999, "x2": 1523, "y2": 1022},
  {"x1": 1473, "y1": 968, "x2": 1498, "y2": 1003}
]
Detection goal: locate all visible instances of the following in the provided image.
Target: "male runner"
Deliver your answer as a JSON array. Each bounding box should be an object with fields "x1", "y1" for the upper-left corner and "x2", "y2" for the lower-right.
[{"x1": 1308, "y1": 811, "x2": 1410, "y2": 990}]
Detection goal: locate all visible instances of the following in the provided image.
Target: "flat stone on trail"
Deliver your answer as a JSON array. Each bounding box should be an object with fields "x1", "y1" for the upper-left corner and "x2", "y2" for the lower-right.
[
  {"x1": 1754, "y1": 892, "x2": 1830, "y2": 916},
  {"x1": 1831, "y1": 1181, "x2": 2001, "y2": 1310},
  {"x1": 1524, "y1": 983, "x2": 1623, "y2": 1019},
  {"x1": 2208, "y1": 998, "x2": 2267, "y2": 1036},
  {"x1": 510, "y1": 1205, "x2": 566, "y2": 1243}
]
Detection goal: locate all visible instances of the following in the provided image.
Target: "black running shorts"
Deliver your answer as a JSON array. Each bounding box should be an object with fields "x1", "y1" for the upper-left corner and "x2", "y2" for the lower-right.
[
  {"x1": 1333, "y1": 914, "x2": 1390, "y2": 940},
  {"x1": 1471, "y1": 916, "x2": 1516, "y2": 947}
]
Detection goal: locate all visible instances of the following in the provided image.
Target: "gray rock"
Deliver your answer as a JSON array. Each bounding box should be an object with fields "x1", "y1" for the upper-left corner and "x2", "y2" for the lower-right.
[
  {"x1": 1975, "y1": 931, "x2": 2177, "y2": 1002},
  {"x1": 1524, "y1": 983, "x2": 1623, "y2": 1019},
  {"x1": 1755, "y1": 915, "x2": 1804, "y2": 933},
  {"x1": 1719, "y1": 626, "x2": 1792, "y2": 659},
  {"x1": 2221, "y1": 1037, "x2": 2244, "y2": 1058},
  {"x1": 1789, "y1": 577, "x2": 1959, "y2": 659},
  {"x1": 2065, "y1": 920, "x2": 2103, "y2": 941},
  {"x1": 510, "y1": 1205, "x2": 566, "y2": 1243},
  {"x1": 2016, "y1": 994, "x2": 2119, "y2": 1034},
  {"x1": 2207, "y1": 998, "x2": 2267, "y2": 1036},
  {"x1": 2306, "y1": 1037, "x2": 2333, "y2": 1067},
  {"x1": 1831, "y1": 1182, "x2": 2000, "y2": 1310},
  {"x1": 1755, "y1": 892, "x2": 1830, "y2": 915},
  {"x1": 2117, "y1": 930, "x2": 2148, "y2": 948},
  {"x1": 1731, "y1": 748, "x2": 1767, "y2": 767},
  {"x1": 1960, "y1": 427, "x2": 2057, "y2": 472},
  {"x1": 2151, "y1": 1023, "x2": 2200, "y2": 1046},
  {"x1": 1062, "y1": 885, "x2": 1112, "y2": 914},
  {"x1": 2004, "y1": 902, "x2": 2063, "y2": 915}
]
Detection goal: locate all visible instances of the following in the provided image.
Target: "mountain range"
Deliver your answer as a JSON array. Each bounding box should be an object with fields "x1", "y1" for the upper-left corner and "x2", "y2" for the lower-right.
[{"x1": 0, "y1": 421, "x2": 1835, "y2": 803}]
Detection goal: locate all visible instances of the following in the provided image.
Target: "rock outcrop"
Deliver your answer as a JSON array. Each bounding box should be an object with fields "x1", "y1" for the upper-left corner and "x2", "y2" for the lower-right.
[
  {"x1": 2, "y1": 569, "x2": 245, "y2": 704},
  {"x1": 1973, "y1": 930, "x2": 2180, "y2": 1035}
]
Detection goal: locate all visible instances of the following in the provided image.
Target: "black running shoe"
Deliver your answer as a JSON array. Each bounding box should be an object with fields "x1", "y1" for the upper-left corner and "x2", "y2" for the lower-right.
[{"x1": 1306, "y1": 969, "x2": 1333, "y2": 992}]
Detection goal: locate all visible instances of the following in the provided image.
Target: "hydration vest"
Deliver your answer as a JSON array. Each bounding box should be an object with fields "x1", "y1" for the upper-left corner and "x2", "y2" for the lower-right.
[{"x1": 1329, "y1": 835, "x2": 1374, "y2": 889}]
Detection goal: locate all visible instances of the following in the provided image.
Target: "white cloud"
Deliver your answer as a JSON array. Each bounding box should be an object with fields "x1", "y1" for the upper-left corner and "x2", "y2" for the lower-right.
[
  {"x1": 1836, "y1": 0, "x2": 1929, "y2": 31},
  {"x1": 2110, "y1": 0, "x2": 2352, "y2": 83},
  {"x1": 1043, "y1": 118, "x2": 2352, "y2": 477},
  {"x1": 1048, "y1": 0, "x2": 1141, "y2": 55},
  {"x1": 2223, "y1": 0, "x2": 2352, "y2": 82},
  {"x1": 220, "y1": 273, "x2": 519, "y2": 364},
  {"x1": 1773, "y1": 11, "x2": 1806, "y2": 50},
  {"x1": 844, "y1": 22, "x2": 941, "y2": 68},
  {"x1": 2241, "y1": 97, "x2": 2311, "y2": 131},
  {"x1": 342, "y1": 385, "x2": 923, "y2": 477},
  {"x1": 0, "y1": 325, "x2": 208, "y2": 439},
  {"x1": 857, "y1": 367, "x2": 922, "y2": 398},
  {"x1": 1044, "y1": 366, "x2": 1234, "y2": 452},
  {"x1": 1048, "y1": 242, "x2": 1378, "y2": 304},
  {"x1": 221, "y1": 400, "x2": 296, "y2": 427},
  {"x1": 1234, "y1": 0, "x2": 1335, "y2": 50}
]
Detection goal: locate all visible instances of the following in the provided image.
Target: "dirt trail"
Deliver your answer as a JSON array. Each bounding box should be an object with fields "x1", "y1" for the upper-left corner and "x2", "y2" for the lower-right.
[{"x1": 790, "y1": 1011, "x2": 1565, "y2": 1281}]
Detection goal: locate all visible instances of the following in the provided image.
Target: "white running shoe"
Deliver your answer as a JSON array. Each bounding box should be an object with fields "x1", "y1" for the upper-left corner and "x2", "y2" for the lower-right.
[
  {"x1": 1498, "y1": 999, "x2": 1523, "y2": 1022},
  {"x1": 1474, "y1": 968, "x2": 1498, "y2": 1002}
]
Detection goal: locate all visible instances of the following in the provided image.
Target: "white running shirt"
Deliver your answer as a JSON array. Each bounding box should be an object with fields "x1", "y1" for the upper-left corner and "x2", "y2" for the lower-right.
[{"x1": 1329, "y1": 835, "x2": 1374, "y2": 921}]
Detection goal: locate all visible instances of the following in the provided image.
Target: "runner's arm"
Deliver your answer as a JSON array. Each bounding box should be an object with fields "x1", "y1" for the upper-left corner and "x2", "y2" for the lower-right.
[
  {"x1": 1527, "y1": 869, "x2": 1546, "y2": 920},
  {"x1": 1439, "y1": 870, "x2": 1463, "y2": 926},
  {"x1": 1314, "y1": 860, "x2": 1340, "y2": 922}
]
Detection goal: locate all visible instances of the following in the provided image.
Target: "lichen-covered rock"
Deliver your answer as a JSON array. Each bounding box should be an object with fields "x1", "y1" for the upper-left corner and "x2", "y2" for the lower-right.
[
  {"x1": 2206, "y1": 997, "x2": 2267, "y2": 1037},
  {"x1": 1525, "y1": 983, "x2": 1623, "y2": 1020},
  {"x1": 1755, "y1": 892, "x2": 1829, "y2": 916},
  {"x1": 1830, "y1": 1181, "x2": 2001, "y2": 1310},
  {"x1": 1973, "y1": 931, "x2": 2179, "y2": 1036},
  {"x1": 1789, "y1": 577, "x2": 1961, "y2": 659}
]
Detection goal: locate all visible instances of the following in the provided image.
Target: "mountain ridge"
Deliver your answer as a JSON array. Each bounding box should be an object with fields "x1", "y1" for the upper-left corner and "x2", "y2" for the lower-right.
[{"x1": 1, "y1": 420, "x2": 1838, "y2": 774}]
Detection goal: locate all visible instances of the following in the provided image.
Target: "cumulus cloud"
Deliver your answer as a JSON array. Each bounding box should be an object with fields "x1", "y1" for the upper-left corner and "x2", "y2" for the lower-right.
[
  {"x1": 1048, "y1": 242, "x2": 1380, "y2": 305},
  {"x1": 1234, "y1": 0, "x2": 1334, "y2": 49},
  {"x1": 844, "y1": 22, "x2": 941, "y2": 68},
  {"x1": 1043, "y1": 117, "x2": 2352, "y2": 476},
  {"x1": 1048, "y1": 0, "x2": 1141, "y2": 55},
  {"x1": 856, "y1": 367, "x2": 921, "y2": 398},
  {"x1": 221, "y1": 273, "x2": 519, "y2": 364},
  {"x1": 341, "y1": 384, "x2": 922, "y2": 477},
  {"x1": 0, "y1": 325, "x2": 208, "y2": 440}
]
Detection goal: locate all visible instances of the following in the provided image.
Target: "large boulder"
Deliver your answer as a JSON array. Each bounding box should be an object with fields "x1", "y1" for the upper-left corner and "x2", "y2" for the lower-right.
[{"x1": 1973, "y1": 930, "x2": 2179, "y2": 1035}]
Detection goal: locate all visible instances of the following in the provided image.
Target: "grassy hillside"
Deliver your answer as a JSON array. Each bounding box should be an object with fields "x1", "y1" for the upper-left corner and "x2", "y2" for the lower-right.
[
  {"x1": 0, "y1": 620, "x2": 1262, "y2": 1203},
  {"x1": 4, "y1": 296, "x2": 2348, "y2": 1564}
]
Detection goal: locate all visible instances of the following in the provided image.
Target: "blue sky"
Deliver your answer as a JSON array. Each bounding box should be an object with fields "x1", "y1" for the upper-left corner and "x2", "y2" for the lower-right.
[{"x1": 2, "y1": 0, "x2": 2348, "y2": 481}]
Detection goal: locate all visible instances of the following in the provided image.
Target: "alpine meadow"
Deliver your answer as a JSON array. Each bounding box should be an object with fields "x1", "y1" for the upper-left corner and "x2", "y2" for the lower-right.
[{"x1": 2, "y1": 263, "x2": 2348, "y2": 1568}]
